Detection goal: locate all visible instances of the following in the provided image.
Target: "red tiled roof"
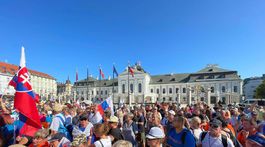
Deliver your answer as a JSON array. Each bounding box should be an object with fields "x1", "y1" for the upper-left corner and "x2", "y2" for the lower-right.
[{"x1": 0, "y1": 62, "x2": 55, "y2": 80}]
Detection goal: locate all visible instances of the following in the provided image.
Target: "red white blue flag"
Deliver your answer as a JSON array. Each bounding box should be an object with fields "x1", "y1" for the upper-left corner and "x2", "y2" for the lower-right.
[
  {"x1": 92, "y1": 97, "x2": 114, "y2": 124},
  {"x1": 99, "y1": 68, "x2": 105, "y2": 79},
  {"x1": 9, "y1": 47, "x2": 41, "y2": 136},
  {"x1": 128, "y1": 66, "x2": 134, "y2": 77}
]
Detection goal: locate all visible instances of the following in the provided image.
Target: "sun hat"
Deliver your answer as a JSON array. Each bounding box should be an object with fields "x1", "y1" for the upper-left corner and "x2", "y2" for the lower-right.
[
  {"x1": 53, "y1": 103, "x2": 63, "y2": 112},
  {"x1": 109, "y1": 116, "x2": 119, "y2": 123},
  {"x1": 146, "y1": 127, "x2": 165, "y2": 139}
]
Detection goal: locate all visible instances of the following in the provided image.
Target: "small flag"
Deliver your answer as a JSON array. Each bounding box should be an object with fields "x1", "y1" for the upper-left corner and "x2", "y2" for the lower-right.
[
  {"x1": 99, "y1": 68, "x2": 105, "y2": 79},
  {"x1": 128, "y1": 66, "x2": 134, "y2": 77},
  {"x1": 113, "y1": 65, "x2": 118, "y2": 77}
]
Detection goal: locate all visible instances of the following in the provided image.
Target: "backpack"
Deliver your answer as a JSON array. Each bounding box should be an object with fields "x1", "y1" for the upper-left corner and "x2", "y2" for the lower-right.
[
  {"x1": 222, "y1": 129, "x2": 242, "y2": 147},
  {"x1": 56, "y1": 115, "x2": 73, "y2": 141},
  {"x1": 201, "y1": 132, "x2": 227, "y2": 147}
]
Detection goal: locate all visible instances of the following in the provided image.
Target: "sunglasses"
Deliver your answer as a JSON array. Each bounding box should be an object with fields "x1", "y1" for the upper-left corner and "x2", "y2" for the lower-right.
[{"x1": 210, "y1": 124, "x2": 219, "y2": 129}]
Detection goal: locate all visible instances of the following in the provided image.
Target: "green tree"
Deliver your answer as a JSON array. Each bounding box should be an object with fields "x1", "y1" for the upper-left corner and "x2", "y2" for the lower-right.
[{"x1": 255, "y1": 80, "x2": 265, "y2": 99}]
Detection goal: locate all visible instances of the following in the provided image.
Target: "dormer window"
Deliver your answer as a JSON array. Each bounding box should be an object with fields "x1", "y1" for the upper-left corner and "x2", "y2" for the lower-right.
[{"x1": 158, "y1": 79, "x2": 163, "y2": 82}]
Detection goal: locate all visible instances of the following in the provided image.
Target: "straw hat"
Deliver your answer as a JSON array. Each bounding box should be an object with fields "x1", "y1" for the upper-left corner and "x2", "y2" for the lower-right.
[{"x1": 53, "y1": 103, "x2": 63, "y2": 112}]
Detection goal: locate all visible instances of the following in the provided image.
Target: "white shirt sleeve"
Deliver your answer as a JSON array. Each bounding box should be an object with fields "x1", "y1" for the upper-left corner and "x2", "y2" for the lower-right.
[{"x1": 50, "y1": 117, "x2": 60, "y2": 132}]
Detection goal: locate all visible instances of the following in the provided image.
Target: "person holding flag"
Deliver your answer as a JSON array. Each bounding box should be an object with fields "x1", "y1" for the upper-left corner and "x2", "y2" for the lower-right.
[{"x1": 8, "y1": 47, "x2": 42, "y2": 146}]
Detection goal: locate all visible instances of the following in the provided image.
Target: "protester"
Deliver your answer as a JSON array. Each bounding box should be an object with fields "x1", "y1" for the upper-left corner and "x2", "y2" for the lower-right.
[
  {"x1": 93, "y1": 123, "x2": 113, "y2": 147},
  {"x1": 146, "y1": 127, "x2": 165, "y2": 147},
  {"x1": 166, "y1": 116, "x2": 196, "y2": 147},
  {"x1": 50, "y1": 103, "x2": 72, "y2": 141},
  {"x1": 122, "y1": 113, "x2": 138, "y2": 147},
  {"x1": 190, "y1": 116, "x2": 203, "y2": 142},
  {"x1": 108, "y1": 116, "x2": 123, "y2": 144},
  {"x1": 242, "y1": 117, "x2": 265, "y2": 147},
  {"x1": 198, "y1": 118, "x2": 235, "y2": 147},
  {"x1": 72, "y1": 113, "x2": 93, "y2": 139}
]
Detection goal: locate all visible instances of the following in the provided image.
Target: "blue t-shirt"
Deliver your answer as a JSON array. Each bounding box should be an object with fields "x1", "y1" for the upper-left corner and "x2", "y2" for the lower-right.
[
  {"x1": 247, "y1": 132, "x2": 265, "y2": 146},
  {"x1": 166, "y1": 128, "x2": 196, "y2": 147}
]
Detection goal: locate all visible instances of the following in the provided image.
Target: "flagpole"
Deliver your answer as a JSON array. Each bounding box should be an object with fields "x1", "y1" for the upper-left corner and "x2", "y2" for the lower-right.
[
  {"x1": 112, "y1": 64, "x2": 115, "y2": 101},
  {"x1": 99, "y1": 65, "x2": 101, "y2": 102},
  {"x1": 75, "y1": 69, "x2": 78, "y2": 103},
  {"x1": 87, "y1": 67, "x2": 89, "y2": 100},
  {"x1": 128, "y1": 63, "x2": 131, "y2": 108}
]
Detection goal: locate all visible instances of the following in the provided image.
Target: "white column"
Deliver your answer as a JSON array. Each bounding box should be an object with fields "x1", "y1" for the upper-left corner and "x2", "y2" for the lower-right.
[
  {"x1": 177, "y1": 93, "x2": 181, "y2": 104},
  {"x1": 207, "y1": 88, "x2": 211, "y2": 106},
  {"x1": 188, "y1": 87, "x2": 192, "y2": 105}
]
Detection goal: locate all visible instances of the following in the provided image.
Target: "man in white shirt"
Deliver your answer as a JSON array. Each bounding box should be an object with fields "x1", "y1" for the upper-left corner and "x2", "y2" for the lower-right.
[{"x1": 198, "y1": 119, "x2": 234, "y2": 147}]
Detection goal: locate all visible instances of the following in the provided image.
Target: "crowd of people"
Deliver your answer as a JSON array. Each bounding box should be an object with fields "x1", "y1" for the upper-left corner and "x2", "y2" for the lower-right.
[{"x1": 0, "y1": 97, "x2": 265, "y2": 147}]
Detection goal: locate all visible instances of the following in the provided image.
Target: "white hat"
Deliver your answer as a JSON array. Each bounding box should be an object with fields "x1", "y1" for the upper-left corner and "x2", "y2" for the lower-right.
[
  {"x1": 146, "y1": 127, "x2": 165, "y2": 139},
  {"x1": 168, "y1": 110, "x2": 176, "y2": 116},
  {"x1": 109, "y1": 116, "x2": 119, "y2": 123}
]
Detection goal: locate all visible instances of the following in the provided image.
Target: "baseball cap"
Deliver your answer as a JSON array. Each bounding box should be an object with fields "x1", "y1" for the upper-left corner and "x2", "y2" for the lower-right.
[
  {"x1": 48, "y1": 133, "x2": 65, "y2": 142},
  {"x1": 146, "y1": 127, "x2": 165, "y2": 139},
  {"x1": 109, "y1": 116, "x2": 119, "y2": 123}
]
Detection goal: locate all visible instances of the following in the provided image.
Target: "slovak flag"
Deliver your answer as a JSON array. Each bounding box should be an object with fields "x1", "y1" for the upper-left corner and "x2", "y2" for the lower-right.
[
  {"x1": 128, "y1": 66, "x2": 134, "y2": 77},
  {"x1": 99, "y1": 68, "x2": 105, "y2": 79},
  {"x1": 9, "y1": 47, "x2": 42, "y2": 136}
]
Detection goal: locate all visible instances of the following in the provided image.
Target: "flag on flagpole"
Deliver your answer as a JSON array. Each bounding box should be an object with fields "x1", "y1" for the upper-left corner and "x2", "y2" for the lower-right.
[
  {"x1": 99, "y1": 68, "x2": 105, "y2": 79},
  {"x1": 128, "y1": 66, "x2": 134, "y2": 77},
  {"x1": 8, "y1": 46, "x2": 41, "y2": 137},
  {"x1": 113, "y1": 65, "x2": 118, "y2": 77}
]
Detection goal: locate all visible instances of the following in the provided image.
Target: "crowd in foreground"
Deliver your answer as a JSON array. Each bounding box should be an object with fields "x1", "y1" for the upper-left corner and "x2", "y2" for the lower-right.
[{"x1": 0, "y1": 98, "x2": 265, "y2": 147}]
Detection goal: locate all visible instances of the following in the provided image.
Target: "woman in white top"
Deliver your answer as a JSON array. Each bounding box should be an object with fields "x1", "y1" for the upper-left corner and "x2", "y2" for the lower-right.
[
  {"x1": 190, "y1": 116, "x2": 203, "y2": 142},
  {"x1": 92, "y1": 123, "x2": 113, "y2": 147}
]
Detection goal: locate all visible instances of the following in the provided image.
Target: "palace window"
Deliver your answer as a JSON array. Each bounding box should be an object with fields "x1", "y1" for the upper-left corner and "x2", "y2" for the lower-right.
[
  {"x1": 156, "y1": 89, "x2": 159, "y2": 94},
  {"x1": 211, "y1": 87, "x2": 214, "y2": 93},
  {"x1": 169, "y1": 88, "x2": 172, "y2": 94},
  {"x1": 122, "y1": 84, "x2": 125, "y2": 94},
  {"x1": 163, "y1": 88, "x2": 166, "y2": 94},
  {"x1": 234, "y1": 86, "x2": 238, "y2": 93},
  {"x1": 151, "y1": 89, "x2": 154, "y2": 93},
  {"x1": 183, "y1": 88, "x2": 186, "y2": 93},
  {"x1": 222, "y1": 86, "x2": 226, "y2": 93},
  {"x1": 176, "y1": 88, "x2": 179, "y2": 93},
  {"x1": 138, "y1": 83, "x2": 142, "y2": 93}
]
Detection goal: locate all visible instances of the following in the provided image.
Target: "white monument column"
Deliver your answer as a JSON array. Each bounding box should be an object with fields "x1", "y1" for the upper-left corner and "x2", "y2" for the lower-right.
[
  {"x1": 177, "y1": 93, "x2": 181, "y2": 104},
  {"x1": 206, "y1": 88, "x2": 211, "y2": 106},
  {"x1": 188, "y1": 87, "x2": 192, "y2": 105}
]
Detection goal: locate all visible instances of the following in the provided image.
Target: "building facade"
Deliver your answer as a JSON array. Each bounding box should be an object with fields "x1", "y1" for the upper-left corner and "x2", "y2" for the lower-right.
[
  {"x1": 73, "y1": 64, "x2": 243, "y2": 105},
  {"x1": 0, "y1": 62, "x2": 57, "y2": 99},
  {"x1": 57, "y1": 79, "x2": 73, "y2": 102},
  {"x1": 243, "y1": 74, "x2": 265, "y2": 100}
]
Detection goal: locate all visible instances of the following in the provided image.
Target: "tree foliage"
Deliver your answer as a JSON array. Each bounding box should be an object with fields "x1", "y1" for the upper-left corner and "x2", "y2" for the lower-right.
[{"x1": 255, "y1": 80, "x2": 265, "y2": 99}]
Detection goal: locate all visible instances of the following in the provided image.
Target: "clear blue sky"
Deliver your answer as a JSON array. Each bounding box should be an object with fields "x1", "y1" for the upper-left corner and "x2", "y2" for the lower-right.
[{"x1": 0, "y1": 0, "x2": 264, "y2": 82}]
